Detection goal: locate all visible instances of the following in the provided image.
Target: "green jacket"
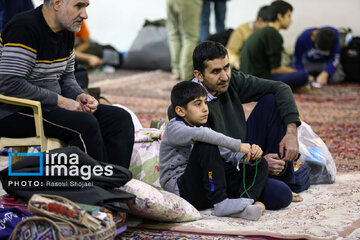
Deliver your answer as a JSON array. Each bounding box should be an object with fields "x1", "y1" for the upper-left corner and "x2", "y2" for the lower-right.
[
  {"x1": 169, "y1": 69, "x2": 300, "y2": 141},
  {"x1": 240, "y1": 26, "x2": 283, "y2": 78}
]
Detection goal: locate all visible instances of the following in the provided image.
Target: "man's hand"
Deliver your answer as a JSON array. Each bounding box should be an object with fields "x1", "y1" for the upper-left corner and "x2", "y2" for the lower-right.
[
  {"x1": 279, "y1": 123, "x2": 299, "y2": 162},
  {"x1": 88, "y1": 55, "x2": 103, "y2": 68},
  {"x1": 316, "y1": 71, "x2": 329, "y2": 85},
  {"x1": 76, "y1": 93, "x2": 99, "y2": 113},
  {"x1": 58, "y1": 95, "x2": 82, "y2": 111},
  {"x1": 264, "y1": 153, "x2": 285, "y2": 175}
]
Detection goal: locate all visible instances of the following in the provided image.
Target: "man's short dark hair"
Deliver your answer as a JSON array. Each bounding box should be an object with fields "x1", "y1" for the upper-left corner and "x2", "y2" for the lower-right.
[
  {"x1": 171, "y1": 81, "x2": 207, "y2": 114},
  {"x1": 315, "y1": 29, "x2": 336, "y2": 51},
  {"x1": 257, "y1": 5, "x2": 271, "y2": 22},
  {"x1": 268, "y1": 0, "x2": 293, "y2": 22},
  {"x1": 193, "y1": 41, "x2": 228, "y2": 74},
  {"x1": 44, "y1": 0, "x2": 51, "y2": 5}
]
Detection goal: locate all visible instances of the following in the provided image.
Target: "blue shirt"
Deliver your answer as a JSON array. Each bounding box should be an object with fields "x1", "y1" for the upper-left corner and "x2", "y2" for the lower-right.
[{"x1": 294, "y1": 27, "x2": 340, "y2": 76}]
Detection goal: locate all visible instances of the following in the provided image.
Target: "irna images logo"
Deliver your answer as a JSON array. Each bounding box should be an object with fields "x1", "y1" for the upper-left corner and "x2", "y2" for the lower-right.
[
  {"x1": 8, "y1": 150, "x2": 43, "y2": 176},
  {"x1": 8, "y1": 150, "x2": 113, "y2": 180}
]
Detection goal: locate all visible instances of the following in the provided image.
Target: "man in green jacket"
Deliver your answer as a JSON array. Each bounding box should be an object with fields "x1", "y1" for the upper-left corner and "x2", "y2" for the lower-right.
[{"x1": 170, "y1": 40, "x2": 303, "y2": 208}]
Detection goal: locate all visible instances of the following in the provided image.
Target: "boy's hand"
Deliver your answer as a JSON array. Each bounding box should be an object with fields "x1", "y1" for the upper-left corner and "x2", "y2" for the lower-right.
[
  {"x1": 239, "y1": 143, "x2": 251, "y2": 162},
  {"x1": 250, "y1": 144, "x2": 263, "y2": 161}
]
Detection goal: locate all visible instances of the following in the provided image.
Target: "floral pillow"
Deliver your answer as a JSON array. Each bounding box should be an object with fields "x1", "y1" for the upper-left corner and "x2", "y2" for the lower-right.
[
  {"x1": 120, "y1": 179, "x2": 201, "y2": 222},
  {"x1": 129, "y1": 128, "x2": 163, "y2": 188}
]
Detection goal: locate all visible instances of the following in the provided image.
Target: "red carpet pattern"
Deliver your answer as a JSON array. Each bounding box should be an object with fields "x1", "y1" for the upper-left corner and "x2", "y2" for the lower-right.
[
  {"x1": 89, "y1": 71, "x2": 360, "y2": 173},
  {"x1": 294, "y1": 84, "x2": 360, "y2": 172}
]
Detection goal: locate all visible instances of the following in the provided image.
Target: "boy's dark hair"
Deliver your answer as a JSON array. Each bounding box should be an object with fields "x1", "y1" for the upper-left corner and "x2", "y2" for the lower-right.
[
  {"x1": 315, "y1": 29, "x2": 336, "y2": 51},
  {"x1": 257, "y1": 5, "x2": 271, "y2": 22},
  {"x1": 171, "y1": 81, "x2": 207, "y2": 114},
  {"x1": 268, "y1": 0, "x2": 293, "y2": 22},
  {"x1": 193, "y1": 41, "x2": 228, "y2": 74}
]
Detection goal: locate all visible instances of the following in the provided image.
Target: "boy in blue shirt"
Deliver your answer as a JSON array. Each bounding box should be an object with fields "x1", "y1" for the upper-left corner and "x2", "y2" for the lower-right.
[
  {"x1": 294, "y1": 27, "x2": 345, "y2": 86},
  {"x1": 159, "y1": 81, "x2": 266, "y2": 220}
]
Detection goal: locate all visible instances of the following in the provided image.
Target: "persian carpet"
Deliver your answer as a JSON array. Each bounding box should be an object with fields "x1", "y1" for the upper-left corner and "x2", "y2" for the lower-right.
[
  {"x1": 117, "y1": 228, "x2": 274, "y2": 240},
  {"x1": 137, "y1": 173, "x2": 360, "y2": 240}
]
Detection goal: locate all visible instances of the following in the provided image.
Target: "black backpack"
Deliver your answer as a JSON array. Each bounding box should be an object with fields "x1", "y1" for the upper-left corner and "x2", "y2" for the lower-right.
[
  {"x1": 341, "y1": 37, "x2": 360, "y2": 82},
  {"x1": 207, "y1": 28, "x2": 234, "y2": 46}
]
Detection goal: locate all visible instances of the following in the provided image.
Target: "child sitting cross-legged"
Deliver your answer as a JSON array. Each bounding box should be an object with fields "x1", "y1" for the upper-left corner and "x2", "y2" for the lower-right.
[{"x1": 159, "y1": 81, "x2": 269, "y2": 220}]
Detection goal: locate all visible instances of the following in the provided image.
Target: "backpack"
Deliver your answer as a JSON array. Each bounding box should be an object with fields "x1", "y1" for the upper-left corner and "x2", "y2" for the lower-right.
[
  {"x1": 122, "y1": 19, "x2": 171, "y2": 71},
  {"x1": 341, "y1": 37, "x2": 360, "y2": 82},
  {"x1": 207, "y1": 28, "x2": 234, "y2": 46}
]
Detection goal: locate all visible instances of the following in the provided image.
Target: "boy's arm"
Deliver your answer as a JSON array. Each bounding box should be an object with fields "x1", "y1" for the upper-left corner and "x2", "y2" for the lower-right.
[
  {"x1": 163, "y1": 119, "x2": 242, "y2": 153},
  {"x1": 219, "y1": 147, "x2": 245, "y2": 165}
]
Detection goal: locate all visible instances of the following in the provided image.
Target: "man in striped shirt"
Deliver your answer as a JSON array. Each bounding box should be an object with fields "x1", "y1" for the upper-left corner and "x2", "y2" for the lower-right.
[{"x1": 0, "y1": 0, "x2": 134, "y2": 168}]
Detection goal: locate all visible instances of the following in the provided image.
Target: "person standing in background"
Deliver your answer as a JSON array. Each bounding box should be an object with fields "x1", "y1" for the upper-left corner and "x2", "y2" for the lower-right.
[
  {"x1": 166, "y1": 0, "x2": 202, "y2": 81},
  {"x1": 0, "y1": 0, "x2": 34, "y2": 32},
  {"x1": 199, "y1": 0, "x2": 227, "y2": 42}
]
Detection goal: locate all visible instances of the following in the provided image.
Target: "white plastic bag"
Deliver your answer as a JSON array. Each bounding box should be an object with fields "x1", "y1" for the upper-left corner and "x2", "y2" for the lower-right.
[{"x1": 297, "y1": 121, "x2": 336, "y2": 184}]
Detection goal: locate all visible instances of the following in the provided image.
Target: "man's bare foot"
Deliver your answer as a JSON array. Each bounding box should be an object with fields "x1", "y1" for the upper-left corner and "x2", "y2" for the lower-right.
[{"x1": 292, "y1": 192, "x2": 303, "y2": 202}]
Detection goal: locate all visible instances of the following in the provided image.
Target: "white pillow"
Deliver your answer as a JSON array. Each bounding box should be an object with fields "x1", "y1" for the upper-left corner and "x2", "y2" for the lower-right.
[{"x1": 120, "y1": 179, "x2": 201, "y2": 222}]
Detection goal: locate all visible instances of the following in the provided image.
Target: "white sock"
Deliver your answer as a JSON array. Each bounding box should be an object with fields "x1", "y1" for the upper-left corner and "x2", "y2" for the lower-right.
[
  {"x1": 230, "y1": 204, "x2": 263, "y2": 221},
  {"x1": 213, "y1": 198, "x2": 254, "y2": 217}
]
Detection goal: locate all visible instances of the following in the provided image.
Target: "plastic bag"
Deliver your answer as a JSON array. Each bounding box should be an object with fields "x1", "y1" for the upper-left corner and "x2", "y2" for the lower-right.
[{"x1": 297, "y1": 121, "x2": 336, "y2": 184}]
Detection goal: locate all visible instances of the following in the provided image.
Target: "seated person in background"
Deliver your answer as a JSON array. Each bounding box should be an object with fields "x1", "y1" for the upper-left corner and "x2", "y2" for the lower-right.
[
  {"x1": 75, "y1": 21, "x2": 103, "y2": 68},
  {"x1": 226, "y1": 5, "x2": 270, "y2": 70},
  {"x1": 240, "y1": 0, "x2": 309, "y2": 89},
  {"x1": 294, "y1": 27, "x2": 345, "y2": 86},
  {"x1": 160, "y1": 81, "x2": 266, "y2": 220},
  {"x1": 0, "y1": 0, "x2": 134, "y2": 168}
]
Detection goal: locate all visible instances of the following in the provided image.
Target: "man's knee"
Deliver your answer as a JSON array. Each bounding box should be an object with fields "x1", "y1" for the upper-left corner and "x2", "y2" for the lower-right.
[
  {"x1": 112, "y1": 107, "x2": 134, "y2": 137},
  {"x1": 262, "y1": 178, "x2": 292, "y2": 210},
  {"x1": 258, "y1": 94, "x2": 276, "y2": 108},
  {"x1": 79, "y1": 113, "x2": 101, "y2": 134}
]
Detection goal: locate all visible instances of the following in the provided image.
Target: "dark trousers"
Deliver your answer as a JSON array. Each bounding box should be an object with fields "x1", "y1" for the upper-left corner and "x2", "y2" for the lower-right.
[
  {"x1": 177, "y1": 141, "x2": 268, "y2": 210},
  {"x1": 0, "y1": 104, "x2": 134, "y2": 168},
  {"x1": 246, "y1": 94, "x2": 294, "y2": 209},
  {"x1": 269, "y1": 71, "x2": 308, "y2": 89}
]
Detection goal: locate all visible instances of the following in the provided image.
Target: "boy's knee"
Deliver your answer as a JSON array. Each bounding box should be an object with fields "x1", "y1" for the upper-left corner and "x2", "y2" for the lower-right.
[{"x1": 193, "y1": 141, "x2": 218, "y2": 152}]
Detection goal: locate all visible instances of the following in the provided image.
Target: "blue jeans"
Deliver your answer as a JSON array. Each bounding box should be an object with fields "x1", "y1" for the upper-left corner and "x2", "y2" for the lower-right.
[
  {"x1": 269, "y1": 71, "x2": 309, "y2": 89},
  {"x1": 199, "y1": 1, "x2": 227, "y2": 42}
]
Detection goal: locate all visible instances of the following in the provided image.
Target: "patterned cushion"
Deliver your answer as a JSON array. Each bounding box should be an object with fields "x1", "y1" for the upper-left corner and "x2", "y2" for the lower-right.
[
  {"x1": 129, "y1": 128, "x2": 163, "y2": 188},
  {"x1": 120, "y1": 179, "x2": 201, "y2": 222}
]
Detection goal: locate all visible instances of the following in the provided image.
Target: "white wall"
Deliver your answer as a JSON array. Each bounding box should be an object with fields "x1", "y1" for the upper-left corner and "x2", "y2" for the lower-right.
[{"x1": 34, "y1": 0, "x2": 360, "y2": 52}]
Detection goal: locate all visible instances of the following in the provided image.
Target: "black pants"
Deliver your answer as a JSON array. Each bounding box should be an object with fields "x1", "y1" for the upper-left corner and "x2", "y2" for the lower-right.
[
  {"x1": 0, "y1": 104, "x2": 134, "y2": 168},
  {"x1": 246, "y1": 94, "x2": 294, "y2": 209},
  {"x1": 177, "y1": 141, "x2": 268, "y2": 210},
  {"x1": 246, "y1": 94, "x2": 294, "y2": 185}
]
